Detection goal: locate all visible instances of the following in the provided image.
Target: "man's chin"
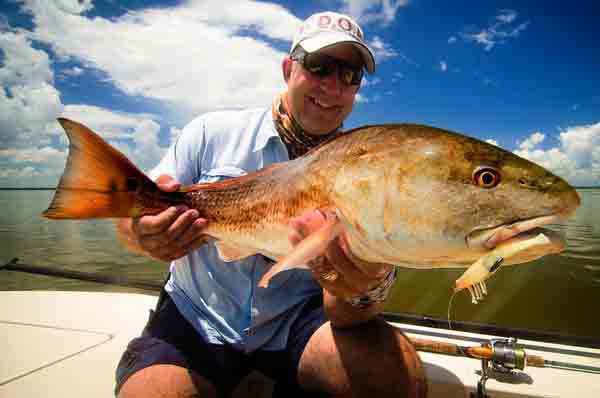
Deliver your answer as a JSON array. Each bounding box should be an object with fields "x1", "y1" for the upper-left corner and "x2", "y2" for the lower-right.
[{"x1": 302, "y1": 118, "x2": 343, "y2": 136}]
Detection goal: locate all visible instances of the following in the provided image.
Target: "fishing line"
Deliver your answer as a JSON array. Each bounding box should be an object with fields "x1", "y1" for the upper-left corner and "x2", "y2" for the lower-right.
[
  {"x1": 446, "y1": 289, "x2": 472, "y2": 359},
  {"x1": 447, "y1": 288, "x2": 458, "y2": 331}
]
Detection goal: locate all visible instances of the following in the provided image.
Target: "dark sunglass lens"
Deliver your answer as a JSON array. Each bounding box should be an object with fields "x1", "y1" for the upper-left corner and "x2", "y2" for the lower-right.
[
  {"x1": 301, "y1": 52, "x2": 363, "y2": 85},
  {"x1": 352, "y1": 68, "x2": 363, "y2": 85},
  {"x1": 340, "y1": 68, "x2": 355, "y2": 85},
  {"x1": 307, "y1": 64, "x2": 332, "y2": 77},
  {"x1": 305, "y1": 54, "x2": 335, "y2": 77}
]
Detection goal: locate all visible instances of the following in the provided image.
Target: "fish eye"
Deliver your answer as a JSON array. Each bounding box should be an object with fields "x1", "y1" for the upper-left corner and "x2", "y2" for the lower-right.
[{"x1": 473, "y1": 167, "x2": 500, "y2": 189}]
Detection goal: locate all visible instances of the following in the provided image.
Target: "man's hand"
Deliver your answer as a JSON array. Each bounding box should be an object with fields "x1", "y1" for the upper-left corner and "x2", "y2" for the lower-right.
[
  {"x1": 289, "y1": 210, "x2": 393, "y2": 300},
  {"x1": 116, "y1": 175, "x2": 210, "y2": 262}
]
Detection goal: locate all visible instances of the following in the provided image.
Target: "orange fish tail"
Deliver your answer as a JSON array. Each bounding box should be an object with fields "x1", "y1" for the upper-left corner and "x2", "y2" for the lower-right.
[{"x1": 43, "y1": 118, "x2": 173, "y2": 219}]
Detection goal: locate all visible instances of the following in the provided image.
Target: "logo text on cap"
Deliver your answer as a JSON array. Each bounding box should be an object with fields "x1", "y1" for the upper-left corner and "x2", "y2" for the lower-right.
[{"x1": 313, "y1": 14, "x2": 363, "y2": 40}]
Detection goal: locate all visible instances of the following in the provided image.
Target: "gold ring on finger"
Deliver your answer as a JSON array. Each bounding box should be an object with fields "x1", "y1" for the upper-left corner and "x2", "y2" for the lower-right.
[{"x1": 321, "y1": 269, "x2": 339, "y2": 281}]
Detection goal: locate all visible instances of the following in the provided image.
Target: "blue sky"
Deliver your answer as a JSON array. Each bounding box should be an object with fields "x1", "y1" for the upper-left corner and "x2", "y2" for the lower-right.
[{"x1": 1, "y1": 0, "x2": 599, "y2": 187}]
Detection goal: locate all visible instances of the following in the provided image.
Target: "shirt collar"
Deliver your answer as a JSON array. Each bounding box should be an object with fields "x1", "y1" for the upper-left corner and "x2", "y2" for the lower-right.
[{"x1": 253, "y1": 107, "x2": 283, "y2": 153}]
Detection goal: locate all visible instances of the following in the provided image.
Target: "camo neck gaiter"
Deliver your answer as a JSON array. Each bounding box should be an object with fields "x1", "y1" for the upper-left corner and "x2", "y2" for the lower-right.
[{"x1": 271, "y1": 92, "x2": 341, "y2": 160}]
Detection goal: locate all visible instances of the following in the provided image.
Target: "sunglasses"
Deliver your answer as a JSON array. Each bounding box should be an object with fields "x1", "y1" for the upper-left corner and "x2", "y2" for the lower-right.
[{"x1": 291, "y1": 48, "x2": 364, "y2": 86}]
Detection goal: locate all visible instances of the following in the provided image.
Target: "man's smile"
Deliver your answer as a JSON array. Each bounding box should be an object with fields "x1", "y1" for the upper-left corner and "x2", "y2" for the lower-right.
[{"x1": 308, "y1": 95, "x2": 339, "y2": 110}]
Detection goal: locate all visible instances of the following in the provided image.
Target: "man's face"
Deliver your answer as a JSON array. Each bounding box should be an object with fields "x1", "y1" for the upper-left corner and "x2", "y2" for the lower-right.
[{"x1": 284, "y1": 44, "x2": 362, "y2": 135}]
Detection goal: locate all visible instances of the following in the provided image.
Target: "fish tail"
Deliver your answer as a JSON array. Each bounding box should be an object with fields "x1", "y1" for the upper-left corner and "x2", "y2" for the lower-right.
[{"x1": 43, "y1": 118, "x2": 174, "y2": 219}]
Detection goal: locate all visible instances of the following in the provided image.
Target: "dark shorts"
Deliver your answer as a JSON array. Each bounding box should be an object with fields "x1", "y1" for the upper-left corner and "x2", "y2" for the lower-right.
[{"x1": 115, "y1": 290, "x2": 326, "y2": 397}]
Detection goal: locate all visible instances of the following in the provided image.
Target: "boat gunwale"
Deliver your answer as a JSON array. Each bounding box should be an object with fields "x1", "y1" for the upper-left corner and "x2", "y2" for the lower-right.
[{"x1": 383, "y1": 312, "x2": 600, "y2": 350}]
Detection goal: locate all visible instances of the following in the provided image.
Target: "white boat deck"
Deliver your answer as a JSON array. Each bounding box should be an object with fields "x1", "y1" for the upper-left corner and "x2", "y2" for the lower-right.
[{"x1": 1, "y1": 291, "x2": 598, "y2": 397}]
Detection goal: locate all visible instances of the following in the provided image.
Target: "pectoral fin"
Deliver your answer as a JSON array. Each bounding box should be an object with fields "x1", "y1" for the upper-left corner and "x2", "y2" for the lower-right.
[{"x1": 258, "y1": 217, "x2": 343, "y2": 288}]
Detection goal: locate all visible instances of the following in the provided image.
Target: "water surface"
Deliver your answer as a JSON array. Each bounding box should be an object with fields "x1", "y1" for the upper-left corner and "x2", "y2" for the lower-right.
[{"x1": 1, "y1": 189, "x2": 599, "y2": 338}]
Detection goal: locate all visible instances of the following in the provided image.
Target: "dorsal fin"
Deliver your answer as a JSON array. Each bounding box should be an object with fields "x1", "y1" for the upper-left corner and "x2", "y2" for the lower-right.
[{"x1": 179, "y1": 162, "x2": 287, "y2": 193}]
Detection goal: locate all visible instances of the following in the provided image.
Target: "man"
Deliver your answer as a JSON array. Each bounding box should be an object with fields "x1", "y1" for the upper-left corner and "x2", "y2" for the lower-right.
[{"x1": 115, "y1": 11, "x2": 426, "y2": 398}]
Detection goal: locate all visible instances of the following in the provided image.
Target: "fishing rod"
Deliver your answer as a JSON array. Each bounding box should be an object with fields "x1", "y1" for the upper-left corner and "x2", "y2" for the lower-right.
[
  {"x1": 1, "y1": 258, "x2": 163, "y2": 292},
  {"x1": 411, "y1": 336, "x2": 600, "y2": 398},
  {"x1": 410, "y1": 336, "x2": 600, "y2": 374}
]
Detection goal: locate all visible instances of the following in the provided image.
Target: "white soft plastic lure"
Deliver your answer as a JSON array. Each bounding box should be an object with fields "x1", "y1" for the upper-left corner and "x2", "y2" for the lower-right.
[{"x1": 455, "y1": 233, "x2": 552, "y2": 303}]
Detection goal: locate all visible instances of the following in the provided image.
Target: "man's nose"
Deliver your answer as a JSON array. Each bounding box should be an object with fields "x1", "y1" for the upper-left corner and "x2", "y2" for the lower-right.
[{"x1": 320, "y1": 69, "x2": 343, "y2": 96}]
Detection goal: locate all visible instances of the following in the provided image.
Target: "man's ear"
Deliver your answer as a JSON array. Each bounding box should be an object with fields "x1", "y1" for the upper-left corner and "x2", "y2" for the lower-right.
[{"x1": 282, "y1": 58, "x2": 292, "y2": 82}]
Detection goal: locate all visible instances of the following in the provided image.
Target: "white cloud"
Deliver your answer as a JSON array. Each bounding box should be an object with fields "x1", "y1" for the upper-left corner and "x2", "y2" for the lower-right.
[
  {"x1": 369, "y1": 35, "x2": 398, "y2": 62},
  {"x1": 18, "y1": 0, "x2": 300, "y2": 117},
  {"x1": 518, "y1": 131, "x2": 545, "y2": 151},
  {"x1": 0, "y1": 145, "x2": 65, "y2": 165},
  {"x1": 52, "y1": 0, "x2": 94, "y2": 15},
  {"x1": 0, "y1": 166, "x2": 42, "y2": 178},
  {"x1": 0, "y1": 101, "x2": 169, "y2": 186},
  {"x1": 0, "y1": 0, "x2": 416, "y2": 187},
  {"x1": 59, "y1": 66, "x2": 84, "y2": 79},
  {"x1": 496, "y1": 9, "x2": 517, "y2": 24},
  {"x1": 60, "y1": 104, "x2": 168, "y2": 171},
  {"x1": 0, "y1": 31, "x2": 52, "y2": 86},
  {"x1": 448, "y1": 36, "x2": 457, "y2": 44},
  {"x1": 460, "y1": 9, "x2": 529, "y2": 51},
  {"x1": 439, "y1": 60, "x2": 448, "y2": 72},
  {"x1": 0, "y1": 29, "x2": 65, "y2": 185},
  {"x1": 131, "y1": 119, "x2": 165, "y2": 171},
  {"x1": 61, "y1": 104, "x2": 158, "y2": 140},
  {"x1": 514, "y1": 123, "x2": 600, "y2": 186},
  {"x1": 0, "y1": 30, "x2": 63, "y2": 149},
  {"x1": 0, "y1": 145, "x2": 66, "y2": 183},
  {"x1": 340, "y1": 0, "x2": 409, "y2": 25},
  {"x1": 485, "y1": 139, "x2": 498, "y2": 146},
  {"x1": 467, "y1": 31, "x2": 495, "y2": 52},
  {"x1": 354, "y1": 93, "x2": 368, "y2": 103},
  {"x1": 391, "y1": 71, "x2": 403, "y2": 82}
]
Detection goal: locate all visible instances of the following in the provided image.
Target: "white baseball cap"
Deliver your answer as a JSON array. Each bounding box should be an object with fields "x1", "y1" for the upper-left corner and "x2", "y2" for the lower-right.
[{"x1": 290, "y1": 12, "x2": 376, "y2": 74}]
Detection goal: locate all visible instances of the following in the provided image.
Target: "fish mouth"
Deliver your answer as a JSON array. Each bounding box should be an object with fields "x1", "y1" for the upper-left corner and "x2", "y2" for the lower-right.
[{"x1": 466, "y1": 207, "x2": 575, "y2": 252}]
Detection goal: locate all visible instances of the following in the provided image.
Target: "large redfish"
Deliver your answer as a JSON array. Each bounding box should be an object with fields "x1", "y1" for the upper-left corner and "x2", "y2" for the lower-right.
[{"x1": 44, "y1": 119, "x2": 580, "y2": 302}]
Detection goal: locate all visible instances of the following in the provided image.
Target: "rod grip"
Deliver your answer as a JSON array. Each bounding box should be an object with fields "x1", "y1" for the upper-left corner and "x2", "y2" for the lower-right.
[
  {"x1": 409, "y1": 337, "x2": 461, "y2": 355},
  {"x1": 525, "y1": 354, "x2": 545, "y2": 368}
]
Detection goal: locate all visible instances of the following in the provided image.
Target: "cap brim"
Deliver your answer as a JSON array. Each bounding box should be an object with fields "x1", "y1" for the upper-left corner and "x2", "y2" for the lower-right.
[{"x1": 297, "y1": 32, "x2": 376, "y2": 74}]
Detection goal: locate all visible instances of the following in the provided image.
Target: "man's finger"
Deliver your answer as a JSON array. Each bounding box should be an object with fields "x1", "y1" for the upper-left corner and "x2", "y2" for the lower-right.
[
  {"x1": 324, "y1": 239, "x2": 370, "y2": 288},
  {"x1": 133, "y1": 205, "x2": 188, "y2": 236},
  {"x1": 311, "y1": 259, "x2": 362, "y2": 298},
  {"x1": 139, "y1": 211, "x2": 202, "y2": 253},
  {"x1": 288, "y1": 230, "x2": 303, "y2": 246},
  {"x1": 162, "y1": 209, "x2": 201, "y2": 243},
  {"x1": 337, "y1": 235, "x2": 393, "y2": 279},
  {"x1": 155, "y1": 174, "x2": 181, "y2": 192},
  {"x1": 168, "y1": 218, "x2": 209, "y2": 249},
  {"x1": 157, "y1": 234, "x2": 212, "y2": 262}
]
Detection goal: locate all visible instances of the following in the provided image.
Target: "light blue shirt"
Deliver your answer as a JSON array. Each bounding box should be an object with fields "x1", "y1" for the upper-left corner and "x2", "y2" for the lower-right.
[{"x1": 149, "y1": 107, "x2": 322, "y2": 353}]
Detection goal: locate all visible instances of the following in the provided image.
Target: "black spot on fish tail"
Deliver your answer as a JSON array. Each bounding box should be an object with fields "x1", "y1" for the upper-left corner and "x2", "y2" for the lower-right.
[{"x1": 126, "y1": 177, "x2": 140, "y2": 191}]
